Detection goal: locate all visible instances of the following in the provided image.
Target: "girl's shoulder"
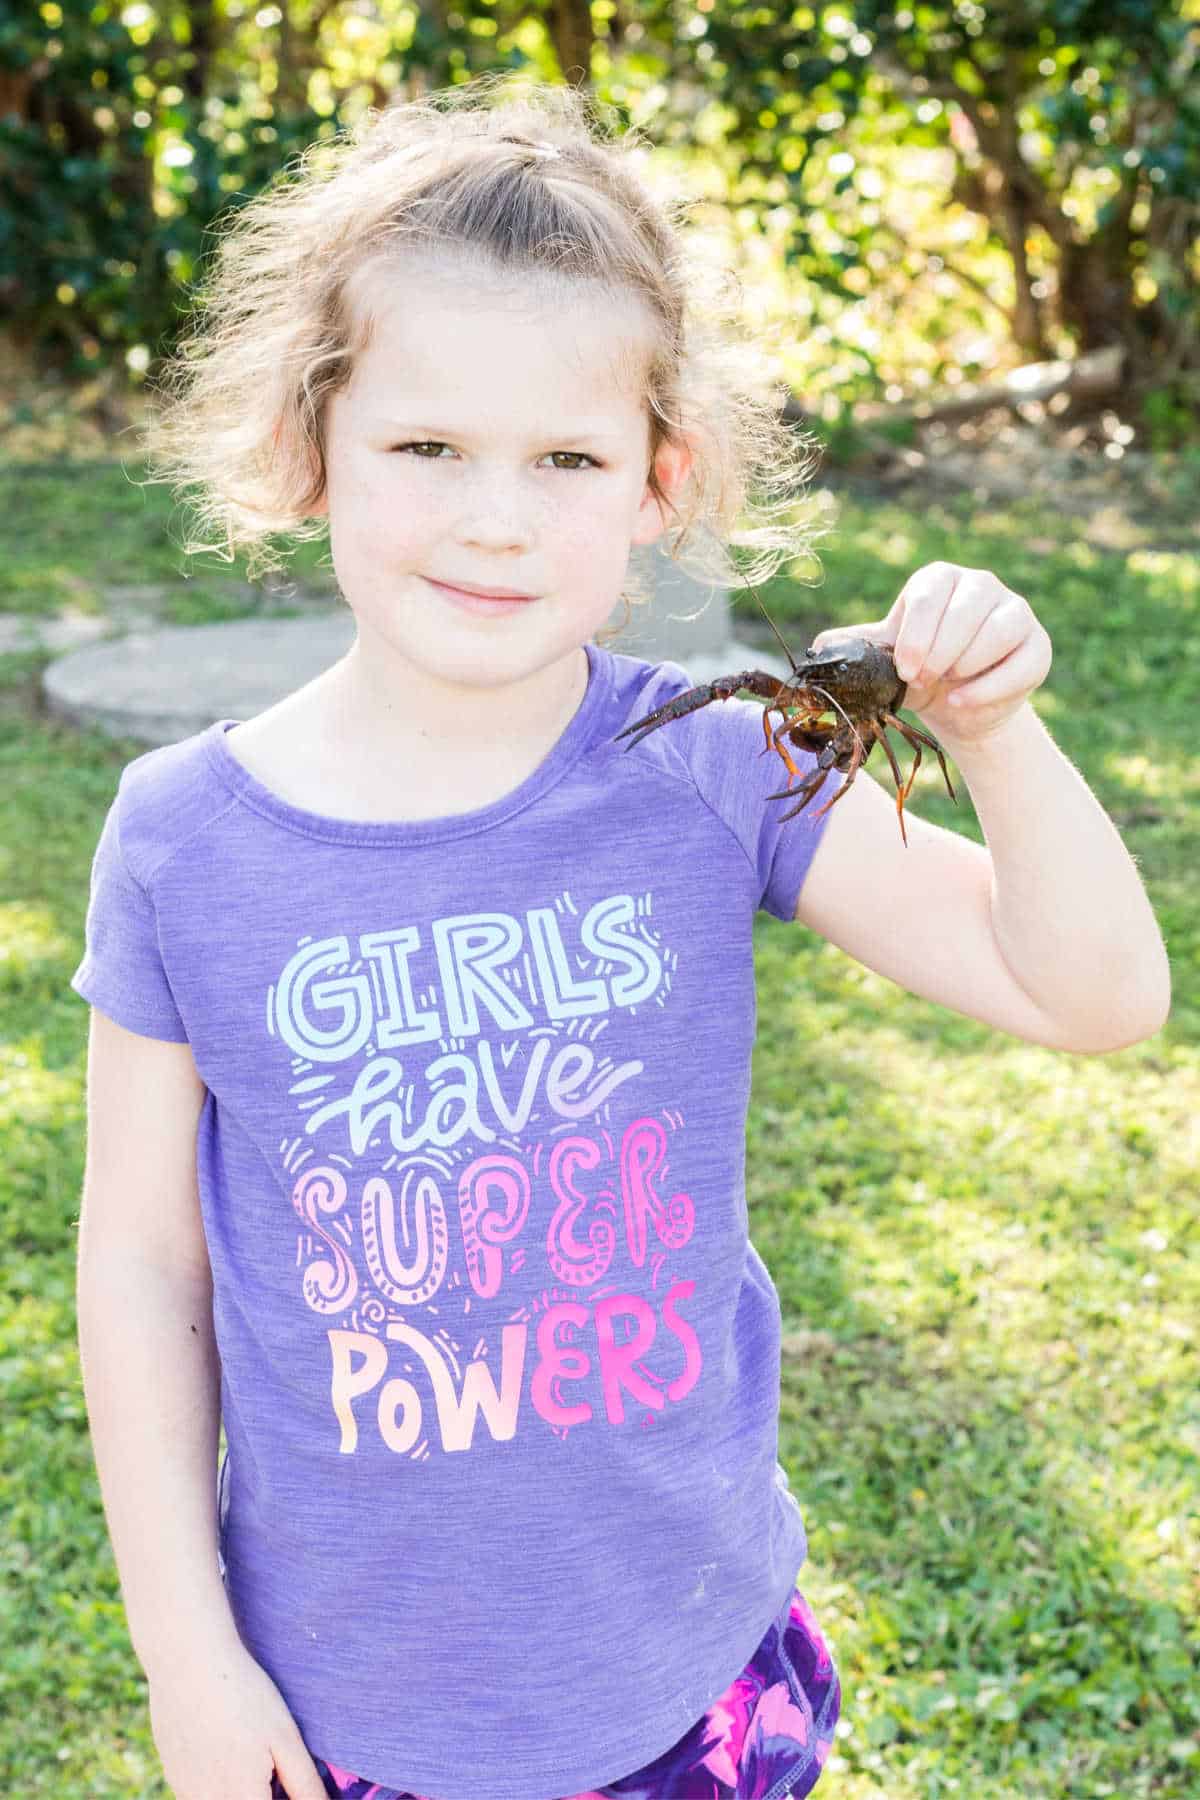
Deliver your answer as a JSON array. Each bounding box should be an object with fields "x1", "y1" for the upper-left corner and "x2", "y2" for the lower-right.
[{"x1": 106, "y1": 724, "x2": 235, "y2": 888}]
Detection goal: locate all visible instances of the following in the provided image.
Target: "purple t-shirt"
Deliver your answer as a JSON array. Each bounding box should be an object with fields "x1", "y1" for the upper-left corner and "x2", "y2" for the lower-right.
[{"x1": 71, "y1": 640, "x2": 835, "y2": 1800}]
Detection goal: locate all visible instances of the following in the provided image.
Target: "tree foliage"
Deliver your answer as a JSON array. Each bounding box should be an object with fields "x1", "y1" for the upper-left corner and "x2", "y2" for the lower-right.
[{"x1": 2, "y1": 0, "x2": 1196, "y2": 426}]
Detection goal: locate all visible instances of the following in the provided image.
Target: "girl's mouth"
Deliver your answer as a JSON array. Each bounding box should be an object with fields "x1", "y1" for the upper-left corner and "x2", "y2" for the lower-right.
[{"x1": 424, "y1": 578, "x2": 539, "y2": 616}]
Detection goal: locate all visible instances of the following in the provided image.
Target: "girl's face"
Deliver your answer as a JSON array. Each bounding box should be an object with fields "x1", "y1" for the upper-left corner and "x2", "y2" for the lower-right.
[{"x1": 313, "y1": 256, "x2": 691, "y2": 699}]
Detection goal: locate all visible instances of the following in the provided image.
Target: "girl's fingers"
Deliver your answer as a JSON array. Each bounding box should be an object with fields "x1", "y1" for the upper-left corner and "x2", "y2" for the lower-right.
[
  {"x1": 948, "y1": 630, "x2": 1049, "y2": 708},
  {"x1": 903, "y1": 572, "x2": 1021, "y2": 684},
  {"x1": 941, "y1": 595, "x2": 1033, "y2": 680},
  {"x1": 808, "y1": 568, "x2": 1050, "y2": 713},
  {"x1": 891, "y1": 563, "x2": 961, "y2": 677}
]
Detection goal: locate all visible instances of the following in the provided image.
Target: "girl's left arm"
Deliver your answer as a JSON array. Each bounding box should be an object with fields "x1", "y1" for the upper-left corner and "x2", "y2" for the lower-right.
[{"x1": 791, "y1": 562, "x2": 1172, "y2": 1054}]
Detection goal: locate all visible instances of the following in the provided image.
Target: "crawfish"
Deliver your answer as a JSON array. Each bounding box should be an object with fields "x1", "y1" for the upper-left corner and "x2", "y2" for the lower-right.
[{"x1": 613, "y1": 589, "x2": 957, "y2": 847}]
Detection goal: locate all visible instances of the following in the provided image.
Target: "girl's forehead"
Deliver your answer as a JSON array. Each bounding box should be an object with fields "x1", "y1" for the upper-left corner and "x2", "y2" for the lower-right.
[
  {"x1": 347, "y1": 254, "x2": 655, "y2": 395},
  {"x1": 352, "y1": 245, "x2": 647, "y2": 321}
]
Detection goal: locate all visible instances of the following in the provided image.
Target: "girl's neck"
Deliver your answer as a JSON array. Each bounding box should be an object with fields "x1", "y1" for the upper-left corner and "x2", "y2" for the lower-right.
[
  {"x1": 239, "y1": 640, "x2": 592, "y2": 822},
  {"x1": 318, "y1": 639, "x2": 590, "y2": 761}
]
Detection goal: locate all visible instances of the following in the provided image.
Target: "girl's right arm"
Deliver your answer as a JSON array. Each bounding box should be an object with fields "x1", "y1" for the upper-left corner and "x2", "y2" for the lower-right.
[{"x1": 76, "y1": 1008, "x2": 326, "y2": 1800}]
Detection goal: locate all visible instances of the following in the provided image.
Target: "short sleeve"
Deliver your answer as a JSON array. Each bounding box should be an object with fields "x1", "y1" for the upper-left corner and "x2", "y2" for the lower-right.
[
  {"x1": 69, "y1": 780, "x2": 190, "y2": 1042},
  {"x1": 670, "y1": 684, "x2": 840, "y2": 923}
]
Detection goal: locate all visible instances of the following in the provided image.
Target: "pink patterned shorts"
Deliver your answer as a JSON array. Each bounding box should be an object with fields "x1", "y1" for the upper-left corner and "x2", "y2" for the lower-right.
[{"x1": 273, "y1": 1579, "x2": 840, "y2": 1799}]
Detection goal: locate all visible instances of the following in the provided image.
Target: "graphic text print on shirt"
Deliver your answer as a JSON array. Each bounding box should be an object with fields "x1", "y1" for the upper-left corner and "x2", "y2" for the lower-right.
[{"x1": 268, "y1": 887, "x2": 708, "y2": 1461}]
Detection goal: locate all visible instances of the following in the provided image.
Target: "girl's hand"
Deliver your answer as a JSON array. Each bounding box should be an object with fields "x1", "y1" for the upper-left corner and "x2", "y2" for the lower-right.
[
  {"x1": 809, "y1": 561, "x2": 1052, "y2": 748},
  {"x1": 147, "y1": 1635, "x2": 328, "y2": 1800}
]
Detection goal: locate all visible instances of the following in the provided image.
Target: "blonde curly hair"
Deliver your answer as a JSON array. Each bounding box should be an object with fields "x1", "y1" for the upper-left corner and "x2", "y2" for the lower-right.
[{"x1": 141, "y1": 72, "x2": 826, "y2": 642}]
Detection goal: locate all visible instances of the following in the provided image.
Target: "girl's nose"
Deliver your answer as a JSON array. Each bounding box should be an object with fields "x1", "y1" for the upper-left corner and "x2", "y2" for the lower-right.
[{"x1": 456, "y1": 491, "x2": 538, "y2": 553}]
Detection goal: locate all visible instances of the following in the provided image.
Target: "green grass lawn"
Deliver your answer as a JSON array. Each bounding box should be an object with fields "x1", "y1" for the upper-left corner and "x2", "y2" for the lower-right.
[{"x1": 0, "y1": 454, "x2": 1196, "y2": 1797}]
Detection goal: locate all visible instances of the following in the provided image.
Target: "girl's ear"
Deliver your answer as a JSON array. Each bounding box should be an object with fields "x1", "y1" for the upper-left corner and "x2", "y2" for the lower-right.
[{"x1": 631, "y1": 438, "x2": 694, "y2": 546}]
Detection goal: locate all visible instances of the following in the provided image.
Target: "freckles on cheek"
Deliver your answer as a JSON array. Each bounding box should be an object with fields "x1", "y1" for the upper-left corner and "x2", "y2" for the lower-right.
[{"x1": 343, "y1": 472, "x2": 422, "y2": 544}]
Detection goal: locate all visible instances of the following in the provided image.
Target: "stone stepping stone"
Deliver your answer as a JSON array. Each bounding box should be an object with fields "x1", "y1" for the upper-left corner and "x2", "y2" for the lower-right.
[{"x1": 42, "y1": 614, "x2": 355, "y2": 747}]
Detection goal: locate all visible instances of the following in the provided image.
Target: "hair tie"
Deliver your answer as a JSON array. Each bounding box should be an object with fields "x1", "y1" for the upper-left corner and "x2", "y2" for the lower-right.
[{"x1": 500, "y1": 134, "x2": 561, "y2": 161}]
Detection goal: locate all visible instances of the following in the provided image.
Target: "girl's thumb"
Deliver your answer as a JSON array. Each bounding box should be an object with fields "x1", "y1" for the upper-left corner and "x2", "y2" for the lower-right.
[
  {"x1": 808, "y1": 620, "x2": 891, "y2": 654},
  {"x1": 810, "y1": 585, "x2": 909, "y2": 654}
]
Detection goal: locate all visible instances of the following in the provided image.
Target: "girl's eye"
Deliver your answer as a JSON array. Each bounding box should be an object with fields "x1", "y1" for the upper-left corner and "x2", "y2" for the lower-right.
[
  {"x1": 391, "y1": 441, "x2": 598, "y2": 471},
  {"x1": 547, "y1": 451, "x2": 598, "y2": 471}
]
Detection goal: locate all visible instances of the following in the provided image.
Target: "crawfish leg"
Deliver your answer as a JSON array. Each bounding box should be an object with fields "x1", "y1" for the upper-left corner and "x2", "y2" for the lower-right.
[
  {"x1": 765, "y1": 710, "x2": 832, "y2": 784},
  {"x1": 614, "y1": 671, "x2": 787, "y2": 751},
  {"x1": 765, "y1": 712, "x2": 801, "y2": 781},
  {"x1": 759, "y1": 688, "x2": 793, "y2": 758},
  {"x1": 799, "y1": 732, "x2": 869, "y2": 826},
  {"x1": 871, "y1": 724, "x2": 917, "y2": 848},
  {"x1": 872, "y1": 720, "x2": 913, "y2": 800},
  {"x1": 766, "y1": 732, "x2": 866, "y2": 824},
  {"x1": 763, "y1": 765, "x2": 830, "y2": 822},
  {"x1": 883, "y1": 713, "x2": 957, "y2": 803}
]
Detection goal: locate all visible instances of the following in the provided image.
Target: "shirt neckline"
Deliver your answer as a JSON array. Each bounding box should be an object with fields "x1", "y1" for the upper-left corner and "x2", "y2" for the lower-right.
[{"x1": 202, "y1": 640, "x2": 612, "y2": 846}]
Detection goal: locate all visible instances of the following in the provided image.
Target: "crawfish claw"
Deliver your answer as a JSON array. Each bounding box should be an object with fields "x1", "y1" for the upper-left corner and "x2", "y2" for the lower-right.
[{"x1": 613, "y1": 675, "x2": 749, "y2": 751}]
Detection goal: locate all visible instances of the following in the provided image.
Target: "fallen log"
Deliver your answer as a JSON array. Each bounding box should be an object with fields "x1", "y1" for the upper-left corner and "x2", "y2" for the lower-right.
[{"x1": 782, "y1": 345, "x2": 1125, "y2": 433}]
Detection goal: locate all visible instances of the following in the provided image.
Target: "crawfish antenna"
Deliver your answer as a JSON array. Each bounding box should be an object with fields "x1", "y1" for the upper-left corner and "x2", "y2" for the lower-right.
[
  {"x1": 806, "y1": 683, "x2": 866, "y2": 756},
  {"x1": 747, "y1": 579, "x2": 801, "y2": 676}
]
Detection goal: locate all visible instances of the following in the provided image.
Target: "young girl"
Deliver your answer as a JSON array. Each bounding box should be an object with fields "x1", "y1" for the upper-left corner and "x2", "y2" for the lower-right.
[{"x1": 72, "y1": 75, "x2": 1169, "y2": 1800}]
